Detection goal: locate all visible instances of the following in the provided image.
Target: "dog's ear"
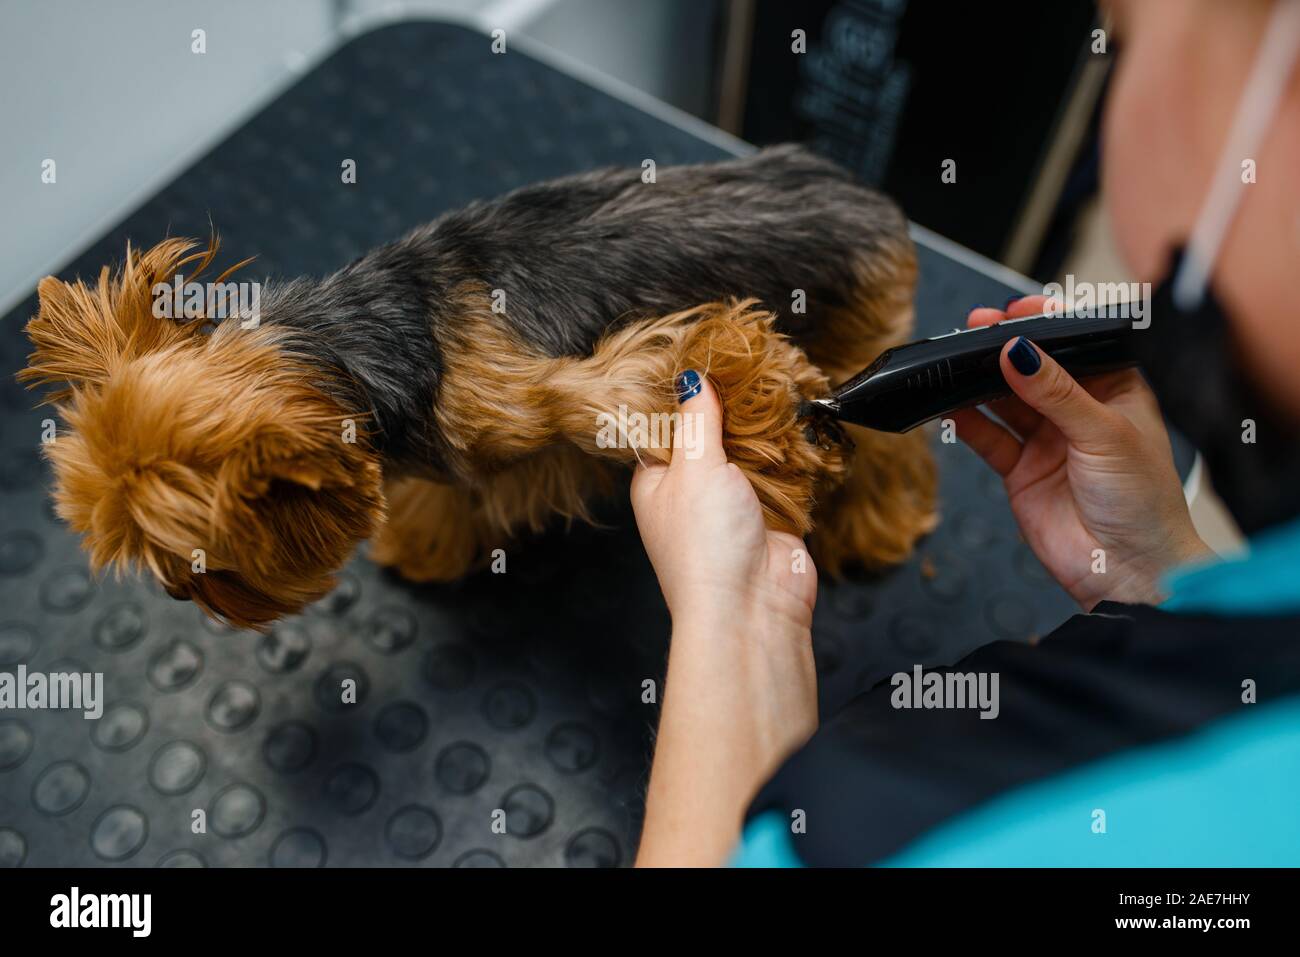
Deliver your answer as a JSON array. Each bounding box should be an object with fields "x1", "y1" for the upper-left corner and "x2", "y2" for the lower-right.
[
  {"x1": 21, "y1": 238, "x2": 234, "y2": 402},
  {"x1": 51, "y1": 392, "x2": 387, "y2": 630},
  {"x1": 41, "y1": 309, "x2": 385, "y2": 629},
  {"x1": 161, "y1": 374, "x2": 388, "y2": 628},
  {"x1": 208, "y1": 417, "x2": 387, "y2": 605}
]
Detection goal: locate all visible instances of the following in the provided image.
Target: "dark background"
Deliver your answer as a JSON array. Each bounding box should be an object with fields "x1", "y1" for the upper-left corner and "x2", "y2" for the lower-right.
[{"x1": 736, "y1": 0, "x2": 1102, "y2": 276}]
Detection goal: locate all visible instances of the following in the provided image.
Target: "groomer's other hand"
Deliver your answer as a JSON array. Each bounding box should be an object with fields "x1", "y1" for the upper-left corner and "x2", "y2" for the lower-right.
[
  {"x1": 953, "y1": 297, "x2": 1212, "y2": 610},
  {"x1": 631, "y1": 371, "x2": 817, "y2": 867}
]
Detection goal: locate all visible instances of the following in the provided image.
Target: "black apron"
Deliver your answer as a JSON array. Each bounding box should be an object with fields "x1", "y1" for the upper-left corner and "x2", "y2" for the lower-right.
[{"x1": 746, "y1": 602, "x2": 1300, "y2": 866}]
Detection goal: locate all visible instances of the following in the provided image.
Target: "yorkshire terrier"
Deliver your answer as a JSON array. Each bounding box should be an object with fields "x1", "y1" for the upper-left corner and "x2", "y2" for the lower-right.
[{"x1": 21, "y1": 145, "x2": 936, "y2": 628}]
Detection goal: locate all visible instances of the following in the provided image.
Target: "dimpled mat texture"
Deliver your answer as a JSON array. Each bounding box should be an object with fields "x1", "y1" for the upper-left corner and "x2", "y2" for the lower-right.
[{"x1": 0, "y1": 21, "x2": 1191, "y2": 868}]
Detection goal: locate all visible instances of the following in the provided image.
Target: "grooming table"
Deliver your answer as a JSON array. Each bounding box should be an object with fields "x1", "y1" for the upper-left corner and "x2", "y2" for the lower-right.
[{"x1": 0, "y1": 20, "x2": 1192, "y2": 868}]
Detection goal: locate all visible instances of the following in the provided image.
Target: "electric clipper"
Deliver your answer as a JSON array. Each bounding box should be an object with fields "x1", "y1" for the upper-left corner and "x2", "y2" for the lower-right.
[{"x1": 808, "y1": 305, "x2": 1143, "y2": 433}]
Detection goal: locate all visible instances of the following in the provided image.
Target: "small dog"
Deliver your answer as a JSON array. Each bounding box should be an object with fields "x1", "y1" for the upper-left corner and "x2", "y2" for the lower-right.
[{"x1": 21, "y1": 145, "x2": 935, "y2": 628}]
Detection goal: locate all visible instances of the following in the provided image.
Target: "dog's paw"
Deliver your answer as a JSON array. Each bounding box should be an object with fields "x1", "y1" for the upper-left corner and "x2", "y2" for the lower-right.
[{"x1": 369, "y1": 478, "x2": 484, "y2": 582}]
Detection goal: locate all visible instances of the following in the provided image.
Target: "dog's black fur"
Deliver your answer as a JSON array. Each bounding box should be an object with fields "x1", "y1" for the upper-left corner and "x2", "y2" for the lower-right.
[{"x1": 260, "y1": 145, "x2": 911, "y2": 474}]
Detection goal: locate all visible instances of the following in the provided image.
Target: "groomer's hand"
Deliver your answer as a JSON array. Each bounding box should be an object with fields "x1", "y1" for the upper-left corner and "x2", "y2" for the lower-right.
[
  {"x1": 631, "y1": 370, "x2": 818, "y2": 867},
  {"x1": 952, "y1": 297, "x2": 1213, "y2": 610}
]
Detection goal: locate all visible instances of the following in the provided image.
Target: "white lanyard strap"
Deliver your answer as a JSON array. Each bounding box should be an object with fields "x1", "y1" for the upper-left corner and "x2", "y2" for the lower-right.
[{"x1": 1173, "y1": 0, "x2": 1300, "y2": 310}]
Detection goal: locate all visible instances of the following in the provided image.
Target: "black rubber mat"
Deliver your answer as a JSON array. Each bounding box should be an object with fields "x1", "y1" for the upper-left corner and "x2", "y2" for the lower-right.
[{"x1": 0, "y1": 20, "x2": 1191, "y2": 868}]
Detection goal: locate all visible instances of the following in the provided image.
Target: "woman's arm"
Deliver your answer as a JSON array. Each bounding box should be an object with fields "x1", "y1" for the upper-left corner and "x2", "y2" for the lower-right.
[{"x1": 631, "y1": 371, "x2": 818, "y2": 867}]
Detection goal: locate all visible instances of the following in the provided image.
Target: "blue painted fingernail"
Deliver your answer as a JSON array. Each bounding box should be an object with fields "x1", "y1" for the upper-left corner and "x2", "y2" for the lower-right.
[
  {"x1": 1008, "y1": 337, "x2": 1041, "y2": 375},
  {"x1": 970, "y1": 303, "x2": 987, "y2": 311},
  {"x1": 675, "y1": 369, "x2": 702, "y2": 403},
  {"x1": 1004, "y1": 296, "x2": 1020, "y2": 309}
]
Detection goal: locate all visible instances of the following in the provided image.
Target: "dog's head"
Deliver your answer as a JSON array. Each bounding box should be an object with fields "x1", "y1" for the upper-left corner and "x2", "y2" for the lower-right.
[{"x1": 19, "y1": 238, "x2": 386, "y2": 628}]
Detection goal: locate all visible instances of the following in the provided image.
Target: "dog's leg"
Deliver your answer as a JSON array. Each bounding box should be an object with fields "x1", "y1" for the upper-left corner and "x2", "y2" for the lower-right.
[
  {"x1": 371, "y1": 446, "x2": 621, "y2": 582},
  {"x1": 435, "y1": 292, "x2": 846, "y2": 541},
  {"x1": 381, "y1": 280, "x2": 928, "y2": 583},
  {"x1": 369, "y1": 477, "x2": 485, "y2": 581},
  {"x1": 802, "y1": 250, "x2": 939, "y2": 573}
]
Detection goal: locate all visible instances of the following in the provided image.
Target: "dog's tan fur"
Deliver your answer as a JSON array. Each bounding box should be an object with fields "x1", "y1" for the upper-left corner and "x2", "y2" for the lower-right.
[
  {"x1": 23, "y1": 237, "x2": 936, "y2": 627},
  {"x1": 373, "y1": 288, "x2": 848, "y2": 581},
  {"x1": 802, "y1": 248, "x2": 939, "y2": 575},
  {"x1": 20, "y1": 240, "x2": 385, "y2": 627}
]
